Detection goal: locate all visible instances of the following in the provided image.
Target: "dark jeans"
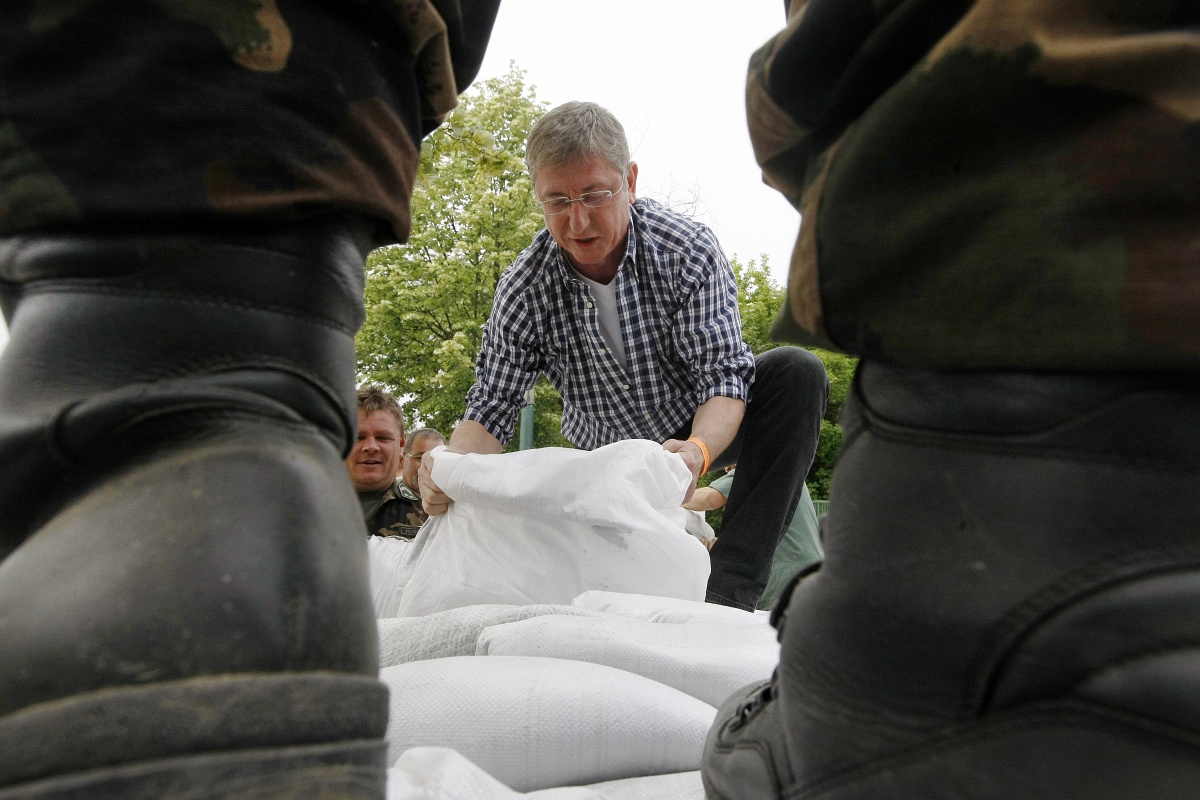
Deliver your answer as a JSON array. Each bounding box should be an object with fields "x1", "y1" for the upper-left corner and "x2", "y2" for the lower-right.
[{"x1": 680, "y1": 346, "x2": 829, "y2": 611}]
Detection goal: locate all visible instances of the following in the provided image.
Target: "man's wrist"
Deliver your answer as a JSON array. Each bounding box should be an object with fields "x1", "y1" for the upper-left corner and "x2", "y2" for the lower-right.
[{"x1": 686, "y1": 436, "x2": 711, "y2": 475}]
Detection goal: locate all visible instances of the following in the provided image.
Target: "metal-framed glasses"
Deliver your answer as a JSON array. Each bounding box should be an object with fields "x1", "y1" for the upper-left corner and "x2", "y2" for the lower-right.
[{"x1": 538, "y1": 180, "x2": 626, "y2": 216}]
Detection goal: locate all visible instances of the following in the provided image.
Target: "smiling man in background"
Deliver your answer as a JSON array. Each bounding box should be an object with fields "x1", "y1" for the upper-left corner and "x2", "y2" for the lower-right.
[{"x1": 348, "y1": 385, "x2": 435, "y2": 541}]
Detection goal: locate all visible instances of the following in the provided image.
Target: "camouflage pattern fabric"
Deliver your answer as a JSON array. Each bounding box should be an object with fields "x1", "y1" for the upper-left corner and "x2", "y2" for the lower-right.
[
  {"x1": 750, "y1": 0, "x2": 1200, "y2": 370},
  {"x1": 0, "y1": 0, "x2": 499, "y2": 243},
  {"x1": 367, "y1": 479, "x2": 427, "y2": 540}
]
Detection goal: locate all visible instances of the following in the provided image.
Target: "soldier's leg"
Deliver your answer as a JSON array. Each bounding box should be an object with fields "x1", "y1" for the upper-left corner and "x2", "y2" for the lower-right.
[
  {"x1": 0, "y1": 216, "x2": 390, "y2": 798},
  {"x1": 703, "y1": 364, "x2": 1200, "y2": 799},
  {"x1": 707, "y1": 1, "x2": 1200, "y2": 795},
  {"x1": 0, "y1": 1, "x2": 485, "y2": 794}
]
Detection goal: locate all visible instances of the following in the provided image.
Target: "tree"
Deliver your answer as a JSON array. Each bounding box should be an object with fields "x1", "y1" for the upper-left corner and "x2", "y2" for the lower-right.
[
  {"x1": 356, "y1": 65, "x2": 572, "y2": 448},
  {"x1": 730, "y1": 254, "x2": 785, "y2": 356}
]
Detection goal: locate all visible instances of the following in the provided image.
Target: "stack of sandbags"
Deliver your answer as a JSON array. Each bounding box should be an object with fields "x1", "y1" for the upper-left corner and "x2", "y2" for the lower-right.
[
  {"x1": 387, "y1": 748, "x2": 704, "y2": 799},
  {"x1": 571, "y1": 590, "x2": 771, "y2": 625},
  {"x1": 383, "y1": 441, "x2": 712, "y2": 617},
  {"x1": 380, "y1": 656, "x2": 716, "y2": 792},
  {"x1": 378, "y1": 604, "x2": 597, "y2": 666},
  {"x1": 475, "y1": 612, "x2": 778, "y2": 707},
  {"x1": 379, "y1": 591, "x2": 778, "y2": 796}
]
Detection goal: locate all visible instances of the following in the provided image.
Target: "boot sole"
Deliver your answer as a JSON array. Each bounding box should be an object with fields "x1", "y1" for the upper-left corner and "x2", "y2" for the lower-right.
[{"x1": 0, "y1": 673, "x2": 388, "y2": 799}]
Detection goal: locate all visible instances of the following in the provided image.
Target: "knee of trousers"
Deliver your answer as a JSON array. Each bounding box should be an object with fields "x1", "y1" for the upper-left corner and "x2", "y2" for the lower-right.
[
  {"x1": 0, "y1": 214, "x2": 373, "y2": 545},
  {"x1": 753, "y1": 346, "x2": 830, "y2": 410},
  {"x1": 772, "y1": 362, "x2": 1200, "y2": 787}
]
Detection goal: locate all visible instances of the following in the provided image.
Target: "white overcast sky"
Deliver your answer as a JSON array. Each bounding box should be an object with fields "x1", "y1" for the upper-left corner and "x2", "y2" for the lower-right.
[{"x1": 0, "y1": 2, "x2": 797, "y2": 356}]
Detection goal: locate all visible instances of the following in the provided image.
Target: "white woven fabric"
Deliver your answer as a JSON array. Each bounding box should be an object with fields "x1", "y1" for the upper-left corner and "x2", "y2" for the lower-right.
[
  {"x1": 682, "y1": 509, "x2": 715, "y2": 547},
  {"x1": 368, "y1": 535, "x2": 415, "y2": 618},
  {"x1": 377, "y1": 604, "x2": 595, "y2": 667},
  {"x1": 386, "y1": 748, "x2": 704, "y2": 800},
  {"x1": 393, "y1": 441, "x2": 711, "y2": 616},
  {"x1": 534, "y1": 770, "x2": 704, "y2": 800},
  {"x1": 571, "y1": 590, "x2": 770, "y2": 626},
  {"x1": 387, "y1": 748, "x2": 520, "y2": 800},
  {"x1": 476, "y1": 614, "x2": 779, "y2": 707},
  {"x1": 380, "y1": 656, "x2": 716, "y2": 792}
]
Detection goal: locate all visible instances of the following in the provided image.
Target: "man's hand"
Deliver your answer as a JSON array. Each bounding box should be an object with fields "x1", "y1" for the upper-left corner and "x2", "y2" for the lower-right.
[
  {"x1": 418, "y1": 449, "x2": 453, "y2": 516},
  {"x1": 420, "y1": 419, "x2": 505, "y2": 516},
  {"x1": 665, "y1": 395, "x2": 745, "y2": 502},
  {"x1": 663, "y1": 438, "x2": 706, "y2": 502}
]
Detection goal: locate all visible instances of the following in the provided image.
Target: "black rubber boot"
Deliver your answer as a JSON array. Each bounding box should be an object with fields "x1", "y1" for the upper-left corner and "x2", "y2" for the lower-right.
[
  {"x1": 702, "y1": 362, "x2": 1200, "y2": 799},
  {"x1": 0, "y1": 216, "x2": 388, "y2": 798}
]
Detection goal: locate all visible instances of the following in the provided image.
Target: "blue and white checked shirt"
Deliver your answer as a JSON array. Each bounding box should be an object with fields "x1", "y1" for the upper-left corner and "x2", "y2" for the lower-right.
[{"x1": 462, "y1": 198, "x2": 755, "y2": 450}]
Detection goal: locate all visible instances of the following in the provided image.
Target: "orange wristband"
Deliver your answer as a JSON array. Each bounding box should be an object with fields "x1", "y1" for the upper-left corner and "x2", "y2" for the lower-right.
[{"x1": 686, "y1": 436, "x2": 711, "y2": 475}]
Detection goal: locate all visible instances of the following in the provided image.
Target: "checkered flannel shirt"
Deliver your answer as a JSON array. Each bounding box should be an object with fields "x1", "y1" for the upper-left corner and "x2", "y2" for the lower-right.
[{"x1": 462, "y1": 198, "x2": 755, "y2": 450}]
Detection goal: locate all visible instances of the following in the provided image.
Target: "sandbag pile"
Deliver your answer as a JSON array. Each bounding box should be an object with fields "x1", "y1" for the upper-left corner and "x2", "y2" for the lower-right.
[
  {"x1": 380, "y1": 591, "x2": 777, "y2": 797},
  {"x1": 368, "y1": 440, "x2": 712, "y2": 618},
  {"x1": 387, "y1": 748, "x2": 705, "y2": 800},
  {"x1": 367, "y1": 442, "x2": 775, "y2": 795}
]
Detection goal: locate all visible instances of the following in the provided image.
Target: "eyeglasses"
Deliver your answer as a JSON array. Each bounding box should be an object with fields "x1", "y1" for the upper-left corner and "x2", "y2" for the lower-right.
[{"x1": 538, "y1": 181, "x2": 626, "y2": 216}]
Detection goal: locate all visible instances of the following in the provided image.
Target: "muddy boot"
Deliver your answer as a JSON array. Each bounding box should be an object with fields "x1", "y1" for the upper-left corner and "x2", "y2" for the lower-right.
[
  {"x1": 0, "y1": 215, "x2": 388, "y2": 798},
  {"x1": 702, "y1": 362, "x2": 1200, "y2": 799}
]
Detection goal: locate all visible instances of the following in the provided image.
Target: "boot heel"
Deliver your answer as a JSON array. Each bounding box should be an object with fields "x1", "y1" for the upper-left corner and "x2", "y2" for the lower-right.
[
  {"x1": 0, "y1": 740, "x2": 387, "y2": 800},
  {"x1": 808, "y1": 703, "x2": 1200, "y2": 800},
  {"x1": 0, "y1": 674, "x2": 389, "y2": 799}
]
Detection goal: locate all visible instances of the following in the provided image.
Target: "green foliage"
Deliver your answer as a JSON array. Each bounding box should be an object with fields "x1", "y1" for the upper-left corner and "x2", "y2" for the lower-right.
[
  {"x1": 356, "y1": 65, "x2": 572, "y2": 447},
  {"x1": 813, "y1": 348, "x2": 857, "y2": 427},
  {"x1": 805, "y1": 419, "x2": 844, "y2": 501},
  {"x1": 730, "y1": 255, "x2": 783, "y2": 356}
]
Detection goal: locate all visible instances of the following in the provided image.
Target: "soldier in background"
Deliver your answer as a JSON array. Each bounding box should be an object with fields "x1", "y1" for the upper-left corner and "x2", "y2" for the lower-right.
[
  {"x1": 369, "y1": 426, "x2": 445, "y2": 539},
  {"x1": 400, "y1": 428, "x2": 447, "y2": 498},
  {"x1": 702, "y1": 2, "x2": 1200, "y2": 798},
  {"x1": 0, "y1": 1, "x2": 499, "y2": 795},
  {"x1": 348, "y1": 385, "x2": 442, "y2": 540}
]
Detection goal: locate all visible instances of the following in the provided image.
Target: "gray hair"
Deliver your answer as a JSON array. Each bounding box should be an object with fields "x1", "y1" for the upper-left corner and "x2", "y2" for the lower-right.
[
  {"x1": 404, "y1": 427, "x2": 446, "y2": 454},
  {"x1": 525, "y1": 101, "x2": 630, "y2": 183}
]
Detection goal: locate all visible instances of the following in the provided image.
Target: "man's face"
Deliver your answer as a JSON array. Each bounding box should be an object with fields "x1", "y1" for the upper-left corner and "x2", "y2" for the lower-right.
[
  {"x1": 346, "y1": 409, "x2": 403, "y2": 492},
  {"x1": 401, "y1": 435, "x2": 443, "y2": 492},
  {"x1": 535, "y1": 156, "x2": 637, "y2": 280}
]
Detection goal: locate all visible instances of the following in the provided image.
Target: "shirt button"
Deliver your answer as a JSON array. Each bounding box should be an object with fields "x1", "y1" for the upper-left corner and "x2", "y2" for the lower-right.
[
  {"x1": 622, "y1": 384, "x2": 630, "y2": 390},
  {"x1": 586, "y1": 302, "x2": 594, "y2": 309}
]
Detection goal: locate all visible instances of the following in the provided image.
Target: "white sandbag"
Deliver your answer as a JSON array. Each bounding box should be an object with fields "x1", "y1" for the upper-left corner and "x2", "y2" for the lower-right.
[
  {"x1": 368, "y1": 535, "x2": 415, "y2": 618},
  {"x1": 377, "y1": 604, "x2": 595, "y2": 667},
  {"x1": 393, "y1": 441, "x2": 711, "y2": 617},
  {"x1": 477, "y1": 614, "x2": 779, "y2": 708},
  {"x1": 682, "y1": 509, "x2": 715, "y2": 547},
  {"x1": 387, "y1": 747, "x2": 523, "y2": 800},
  {"x1": 537, "y1": 770, "x2": 704, "y2": 800},
  {"x1": 572, "y1": 590, "x2": 769, "y2": 626},
  {"x1": 380, "y1": 656, "x2": 716, "y2": 792},
  {"x1": 387, "y1": 748, "x2": 704, "y2": 800}
]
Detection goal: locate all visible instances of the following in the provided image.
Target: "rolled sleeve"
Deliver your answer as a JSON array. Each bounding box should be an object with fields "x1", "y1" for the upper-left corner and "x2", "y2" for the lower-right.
[{"x1": 672, "y1": 230, "x2": 755, "y2": 406}]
